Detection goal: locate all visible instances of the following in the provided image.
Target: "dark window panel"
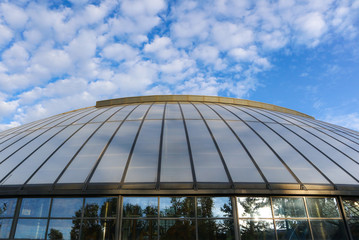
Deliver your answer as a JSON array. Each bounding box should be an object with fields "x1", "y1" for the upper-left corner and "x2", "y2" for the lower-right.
[
  {"x1": 51, "y1": 198, "x2": 83, "y2": 218},
  {"x1": 310, "y1": 220, "x2": 347, "y2": 240},
  {"x1": 275, "y1": 220, "x2": 311, "y2": 240},
  {"x1": 272, "y1": 197, "x2": 307, "y2": 218},
  {"x1": 348, "y1": 219, "x2": 359, "y2": 239},
  {"x1": 197, "y1": 197, "x2": 232, "y2": 218},
  {"x1": 306, "y1": 197, "x2": 340, "y2": 218},
  {"x1": 239, "y1": 220, "x2": 275, "y2": 240},
  {"x1": 19, "y1": 198, "x2": 50, "y2": 218},
  {"x1": 122, "y1": 219, "x2": 158, "y2": 240},
  {"x1": 83, "y1": 197, "x2": 117, "y2": 218},
  {"x1": 80, "y1": 219, "x2": 116, "y2": 240},
  {"x1": 123, "y1": 197, "x2": 158, "y2": 218},
  {"x1": 159, "y1": 220, "x2": 195, "y2": 240},
  {"x1": 198, "y1": 219, "x2": 235, "y2": 240},
  {"x1": 15, "y1": 219, "x2": 47, "y2": 239},
  {"x1": 159, "y1": 197, "x2": 195, "y2": 217},
  {"x1": 47, "y1": 219, "x2": 79, "y2": 240},
  {"x1": 342, "y1": 198, "x2": 359, "y2": 218}
]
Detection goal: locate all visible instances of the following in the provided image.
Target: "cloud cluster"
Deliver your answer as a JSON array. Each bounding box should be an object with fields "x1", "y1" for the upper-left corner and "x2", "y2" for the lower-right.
[{"x1": 0, "y1": 0, "x2": 359, "y2": 130}]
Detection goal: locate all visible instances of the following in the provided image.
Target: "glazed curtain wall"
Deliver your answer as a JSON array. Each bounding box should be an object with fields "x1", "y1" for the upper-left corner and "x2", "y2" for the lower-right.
[{"x1": 0, "y1": 195, "x2": 359, "y2": 239}]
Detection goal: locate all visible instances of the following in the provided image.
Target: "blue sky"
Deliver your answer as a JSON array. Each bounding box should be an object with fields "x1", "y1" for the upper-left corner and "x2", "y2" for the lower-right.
[{"x1": 0, "y1": 0, "x2": 359, "y2": 131}]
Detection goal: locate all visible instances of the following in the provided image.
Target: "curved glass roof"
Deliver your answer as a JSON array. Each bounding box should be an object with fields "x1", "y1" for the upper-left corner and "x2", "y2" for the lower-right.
[{"x1": 1, "y1": 95, "x2": 359, "y2": 195}]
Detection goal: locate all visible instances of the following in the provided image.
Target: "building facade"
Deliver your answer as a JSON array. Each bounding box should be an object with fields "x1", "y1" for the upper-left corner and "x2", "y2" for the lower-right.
[{"x1": 0, "y1": 95, "x2": 359, "y2": 239}]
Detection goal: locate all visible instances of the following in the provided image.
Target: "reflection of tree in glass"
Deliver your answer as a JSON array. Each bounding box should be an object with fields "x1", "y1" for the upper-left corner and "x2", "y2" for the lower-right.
[
  {"x1": 160, "y1": 220, "x2": 195, "y2": 240},
  {"x1": 123, "y1": 203, "x2": 157, "y2": 217},
  {"x1": 198, "y1": 197, "x2": 214, "y2": 218},
  {"x1": 162, "y1": 197, "x2": 194, "y2": 217},
  {"x1": 0, "y1": 202, "x2": 6, "y2": 215},
  {"x1": 307, "y1": 198, "x2": 339, "y2": 218},
  {"x1": 48, "y1": 229, "x2": 63, "y2": 240}
]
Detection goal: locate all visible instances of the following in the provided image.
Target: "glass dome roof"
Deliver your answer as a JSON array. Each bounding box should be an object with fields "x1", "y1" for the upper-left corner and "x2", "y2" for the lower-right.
[{"x1": 1, "y1": 95, "x2": 359, "y2": 196}]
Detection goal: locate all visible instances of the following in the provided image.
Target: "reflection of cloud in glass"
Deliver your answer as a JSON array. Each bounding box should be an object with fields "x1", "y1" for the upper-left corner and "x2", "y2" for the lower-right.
[{"x1": 237, "y1": 197, "x2": 272, "y2": 219}]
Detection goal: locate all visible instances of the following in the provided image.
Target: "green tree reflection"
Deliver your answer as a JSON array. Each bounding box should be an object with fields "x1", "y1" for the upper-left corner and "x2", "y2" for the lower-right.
[{"x1": 48, "y1": 229, "x2": 63, "y2": 240}]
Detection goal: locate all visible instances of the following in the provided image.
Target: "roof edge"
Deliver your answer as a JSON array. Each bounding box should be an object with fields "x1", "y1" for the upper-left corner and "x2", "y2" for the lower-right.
[{"x1": 96, "y1": 95, "x2": 314, "y2": 119}]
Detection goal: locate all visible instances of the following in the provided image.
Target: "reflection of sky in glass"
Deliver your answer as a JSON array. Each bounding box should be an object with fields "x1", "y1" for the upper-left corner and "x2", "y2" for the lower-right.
[
  {"x1": 51, "y1": 198, "x2": 83, "y2": 218},
  {"x1": 0, "y1": 198, "x2": 17, "y2": 217},
  {"x1": 197, "y1": 197, "x2": 232, "y2": 218},
  {"x1": 84, "y1": 197, "x2": 117, "y2": 218},
  {"x1": 0, "y1": 219, "x2": 12, "y2": 238},
  {"x1": 159, "y1": 197, "x2": 195, "y2": 217},
  {"x1": 237, "y1": 197, "x2": 272, "y2": 219},
  {"x1": 20, "y1": 198, "x2": 50, "y2": 218},
  {"x1": 123, "y1": 197, "x2": 158, "y2": 217},
  {"x1": 15, "y1": 219, "x2": 47, "y2": 239}
]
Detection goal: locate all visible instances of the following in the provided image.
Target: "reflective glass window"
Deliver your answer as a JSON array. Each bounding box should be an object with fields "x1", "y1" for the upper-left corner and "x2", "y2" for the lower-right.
[
  {"x1": 84, "y1": 197, "x2": 117, "y2": 218},
  {"x1": 0, "y1": 198, "x2": 17, "y2": 217},
  {"x1": 348, "y1": 219, "x2": 359, "y2": 239},
  {"x1": 81, "y1": 219, "x2": 116, "y2": 240},
  {"x1": 198, "y1": 219, "x2": 235, "y2": 240},
  {"x1": 90, "y1": 107, "x2": 121, "y2": 122},
  {"x1": 180, "y1": 103, "x2": 201, "y2": 119},
  {"x1": 310, "y1": 220, "x2": 347, "y2": 239},
  {"x1": 222, "y1": 105, "x2": 257, "y2": 121},
  {"x1": 239, "y1": 219, "x2": 275, "y2": 240},
  {"x1": 47, "y1": 219, "x2": 79, "y2": 240},
  {"x1": 209, "y1": 104, "x2": 239, "y2": 120},
  {"x1": 146, "y1": 104, "x2": 165, "y2": 119},
  {"x1": 194, "y1": 103, "x2": 220, "y2": 119},
  {"x1": 165, "y1": 103, "x2": 182, "y2": 119},
  {"x1": 275, "y1": 220, "x2": 311, "y2": 240},
  {"x1": 58, "y1": 108, "x2": 96, "y2": 126},
  {"x1": 126, "y1": 104, "x2": 150, "y2": 120},
  {"x1": 342, "y1": 198, "x2": 359, "y2": 218},
  {"x1": 122, "y1": 219, "x2": 158, "y2": 240},
  {"x1": 197, "y1": 197, "x2": 232, "y2": 218},
  {"x1": 20, "y1": 198, "x2": 50, "y2": 218},
  {"x1": 159, "y1": 220, "x2": 195, "y2": 240},
  {"x1": 123, "y1": 197, "x2": 158, "y2": 218},
  {"x1": 51, "y1": 198, "x2": 83, "y2": 218},
  {"x1": 15, "y1": 219, "x2": 47, "y2": 239},
  {"x1": 237, "y1": 197, "x2": 272, "y2": 218},
  {"x1": 108, "y1": 105, "x2": 136, "y2": 121},
  {"x1": 0, "y1": 219, "x2": 12, "y2": 239},
  {"x1": 74, "y1": 108, "x2": 107, "y2": 124},
  {"x1": 160, "y1": 197, "x2": 195, "y2": 217},
  {"x1": 272, "y1": 197, "x2": 306, "y2": 218},
  {"x1": 306, "y1": 197, "x2": 340, "y2": 218}
]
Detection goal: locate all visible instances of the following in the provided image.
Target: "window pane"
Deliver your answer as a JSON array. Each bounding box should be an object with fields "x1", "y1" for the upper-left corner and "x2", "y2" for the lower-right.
[
  {"x1": 165, "y1": 103, "x2": 182, "y2": 119},
  {"x1": 0, "y1": 219, "x2": 12, "y2": 239},
  {"x1": 180, "y1": 103, "x2": 201, "y2": 119},
  {"x1": 197, "y1": 197, "x2": 232, "y2": 218},
  {"x1": 237, "y1": 197, "x2": 272, "y2": 218},
  {"x1": 84, "y1": 197, "x2": 117, "y2": 218},
  {"x1": 160, "y1": 197, "x2": 195, "y2": 217},
  {"x1": 15, "y1": 219, "x2": 47, "y2": 239},
  {"x1": 123, "y1": 197, "x2": 158, "y2": 218},
  {"x1": 126, "y1": 104, "x2": 150, "y2": 120},
  {"x1": 343, "y1": 198, "x2": 359, "y2": 218},
  {"x1": 47, "y1": 219, "x2": 79, "y2": 240},
  {"x1": 348, "y1": 219, "x2": 359, "y2": 239},
  {"x1": 81, "y1": 219, "x2": 116, "y2": 240},
  {"x1": 310, "y1": 220, "x2": 347, "y2": 239},
  {"x1": 51, "y1": 198, "x2": 83, "y2": 218},
  {"x1": 239, "y1": 220, "x2": 275, "y2": 240},
  {"x1": 194, "y1": 103, "x2": 220, "y2": 119},
  {"x1": 275, "y1": 220, "x2": 311, "y2": 240},
  {"x1": 108, "y1": 105, "x2": 137, "y2": 121},
  {"x1": 272, "y1": 197, "x2": 306, "y2": 218},
  {"x1": 122, "y1": 219, "x2": 158, "y2": 240},
  {"x1": 198, "y1": 219, "x2": 235, "y2": 240},
  {"x1": 0, "y1": 198, "x2": 17, "y2": 217},
  {"x1": 146, "y1": 104, "x2": 164, "y2": 119},
  {"x1": 20, "y1": 198, "x2": 50, "y2": 217},
  {"x1": 306, "y1": 197, "x2": 340, "y2": 218},
  {"x1": 160, "y1": 220, "x2": 195, "y2": 240}
]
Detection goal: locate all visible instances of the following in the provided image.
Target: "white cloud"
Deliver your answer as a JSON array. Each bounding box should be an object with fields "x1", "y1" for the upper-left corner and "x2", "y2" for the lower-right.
[
  {"x1": 144, "y1": 36, "x2": 179, "y2": 60},
  {"x1": 102, "y1": 43, "x2": 138, "y2": 61},
  {"x1": 2, "y1": 43, "x2": 29, "y2": 71},
  {"x1": 0, "y1": 24, "x2": 13, "y2": 47},
  {"x1": 295, "y1": 12, "x2": 327, "y2": 46},
  {"x1": 323, "y1": 113, "x2": 359, "y2": 131},
  {"x1": 0, "y1": 3, "x2": 28, "y2": 29}
]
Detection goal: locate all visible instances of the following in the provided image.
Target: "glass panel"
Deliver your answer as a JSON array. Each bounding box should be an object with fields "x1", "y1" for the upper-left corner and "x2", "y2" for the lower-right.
[
  {"x1": 40, "y1": 109, "x2": 84, "y2": 128},
  {"x1": 47, "y1": 219, "x2": 79, "y2": 240},
  {"x1": 306, "y1": 197, "x2": 340, "y2": 218},
  {"x1": 185, "y1": 120, "x2": 228, "y2": 182},
  {"x1": 241, "y1": 107, "x2": 281, "y2": 123},
  {"x1": 84, "y1": 197, "x2": 117, "y2": 218},
  {"x1": 28, "y1": 123, "x2": 101, "y2": 184},
  {"x1": 348, "y1": 219, "x2": 359, "y2": 239},
  {"x1": 74, "y1": 108, "x2": 107, "y2": 124},
  {"x1": 267, "y1": 123, "x2": 358, "y2": 185},
  {"x1": 180, "y1": 103, "x2": 201, "y2": 119},
  {"x1": 228, "y1": 121, "x2": 297, "y2": 183},
  {"x1": 198, "y1": 219, "x2": 235, "y2": 240},
  {"x1": 125, "y1": 120, "x2": 162, "y2": 183},
  {"x1": 20, "y1": 198, "x2": 50, "y2": 217},
  {"x1": 108, "y1": 105, "x2": 137, "y2": 121},
  {"x1": 237, "y1": 197, "x2": 272, "y2": 218},
  {"x1": 15, "y1": 219, "x2": 47, "y2": 239},
  {"x1": 222, "y1": 105, "x2": 257, "y2": 121},
  {"x1": 165, "y1": 103, "x2": 182, "y2": 119},
  {"x1": 0, "y1": 198, "x2": 17, "y2": 217},
  {"x1": 208, "y1": 104, "x2": 239, "y2": 120},
  {"x1": 57, "y1": 108, "x2": 96, "y2": 126},
  {"x1": 247, "y1": 121, "x2": 329, "y2": 184},
  {"x1": 310, "y1": 220, "x2": 347, "y2": 239},
  {"x1": 0, "y1": 126, "x2": 66, "y2": 182},
  {"x1": 160, "y1": 197, "x2": 195, "y2": 217},
  {"x1": 194, "y1": 103, "x2": 220, "y2": 119},
  {"x1": 197, "y1": 197, "x2": 232, "y2": 218},
  {"x1": 343, "y1": 198, "x2": 359, "y2": 218},
  {"x1": 160, "y1": 220, "x2": 195, "y2": 240},
  {"x1": 207, "y1": 120, "x2": 264, "y2": 183},
  {"x1": 126, "y1": 104, "x2": 150, "y2": 120},
  {"x1": 0, "y1": 219, "x2": 12, "y2": 239},
  {"x1": 275, "y1": 220, "x2": 311, "y2": 240},
  {"x1": 0, "y1": 131, "x2": 32, "y2": 153},
  {"x1": 90, "y1": 107, "x2": 121, "y2": 122},
  {"x1": 81, "y1": 219, "x2": 116, "y2": 240},
  {"x1": 90, "y1": 121, "x2": 141, "y2": 183},
  {"x1": 239, "y1": 220, "x2": 275, "y2": 240},
  {"x1": 51, "y1": 198, "x2": 83, "y2": 218},
  {"x1": 123, "y1": 197, "x2": 158, "y2": 218},
  {"x1": 2, "y1": 125, "x2": 82, "y2": 185},
  {"x1": 160, "y1": 120, "x2": 192, "y2": 182},
  {"x1": 58, "y1": 122, "x2": 120, "y2": 184},
  {"x1": 122, "y1": 219, "x2": 158, "y2": 240},
  {"x1": 146, "y1": 104, "x2": 165, "y2": 119},
  {"x1": 272, "y1": 197, "x2": 306, "y2": 218}
]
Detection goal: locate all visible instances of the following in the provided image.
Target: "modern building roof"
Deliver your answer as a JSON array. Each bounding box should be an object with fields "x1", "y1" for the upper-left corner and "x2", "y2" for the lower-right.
[{"x1": 1, "y1": 95, "x2": 359, "y2": 196}]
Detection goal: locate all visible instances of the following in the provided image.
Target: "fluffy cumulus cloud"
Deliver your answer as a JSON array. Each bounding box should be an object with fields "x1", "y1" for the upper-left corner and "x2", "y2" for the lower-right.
[{"x1": 0, "y1": 0, "x2": 359, "y2": 129}]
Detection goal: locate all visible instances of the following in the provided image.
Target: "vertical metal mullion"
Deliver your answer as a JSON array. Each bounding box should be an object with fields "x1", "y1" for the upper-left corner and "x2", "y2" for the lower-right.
[
  {"x1": 78, "y1": 198, "x2": 85, "y2": 239},
  {"x1": 339, "y1": 196, "x2": 353, "y2": 240},
  {"x1": 208, "y1": 103, "x2": 270, "y2": 189},
  {"x1": 44, "y1": 198, "x2": 54, "y2": 239},
  {"x1": 232, "y1": 196, "x2": 240, "y2": 240},
  {"x1": 236, "y1": 106, "x2": 336, "y2": 189},
  {"x1": 195, "y1": 196, "x2": 198, "y2": 240},
  {"x1": 157, "y1": 197, "x2": 160, "y2": 240},
  {"x1": 82, "y1": 105, "x2": 138, "y2": 190},
  {"x1": 156, "y1": 103, "x2": 167, "y2": 190},
  {"x1": 178, "y1": 102, "x2": 197, "y2": 190},
  {"x1": 9, "y1": 197, "x2": 22, "y2": 239},
  {"x1": 117, "y1": 195, "x2": 122, "y2": 240},
  {"x1": 119, "y1": 103, "x2": 154, "y2": 189},
  {"x1": 241, "y1": 106, "x2": 359, "y2": 186},
  {"x1": 303, "y1": 197, "x2": 314, "y2": 240},
  {"x1": 269, "y1": 197, "x2": 278, "y2": 240},
  {"x1": 191, "y1": 102, "x2": 234, "y2": 188}
]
